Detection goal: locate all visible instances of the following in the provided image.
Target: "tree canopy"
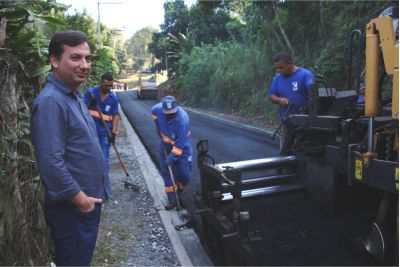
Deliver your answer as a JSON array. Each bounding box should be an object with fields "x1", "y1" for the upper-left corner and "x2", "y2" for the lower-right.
[{"x1": 148, "y1": 0, "x2": 393, "y2": 122}]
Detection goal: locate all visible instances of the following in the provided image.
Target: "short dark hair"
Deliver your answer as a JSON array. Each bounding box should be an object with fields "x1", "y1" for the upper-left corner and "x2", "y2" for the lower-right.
[
  {"x1": 101, "y1": 72, "x2": 114, "y2": 81},
  {"x1": 49, "y1": 30, "x2": 88, "y2": 59},
  {"x1": 273, "y1": 52, "x2": 292, "y2": 63}
]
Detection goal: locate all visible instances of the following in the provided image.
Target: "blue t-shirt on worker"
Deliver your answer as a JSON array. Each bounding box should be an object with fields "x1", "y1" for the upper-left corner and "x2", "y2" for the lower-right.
[
  {"x1": 269, "y1": 67, "x2": 314, "y2": 118},
  {"x1": 84, "y1": 86, "x2": 119, "y2": 137}
]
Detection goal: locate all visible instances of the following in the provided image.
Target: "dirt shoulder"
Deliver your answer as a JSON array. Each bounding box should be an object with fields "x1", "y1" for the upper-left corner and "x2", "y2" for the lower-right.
[{"x1": 92, "y1": 121, "x2": 179, "y2": 267}]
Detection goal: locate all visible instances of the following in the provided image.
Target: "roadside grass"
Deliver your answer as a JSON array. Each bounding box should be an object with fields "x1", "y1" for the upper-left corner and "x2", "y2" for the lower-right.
[{"x1": 92, "y1": 208, "x2": 129, "y2": 266}]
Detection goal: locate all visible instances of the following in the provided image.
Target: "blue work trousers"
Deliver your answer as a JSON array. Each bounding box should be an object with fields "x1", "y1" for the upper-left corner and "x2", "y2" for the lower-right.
[
  {"x1": 159, "y1": 145, "x2": 191, "y2": 201},
  {"x1": 44, "y1": 202, "x2": 102, "y2": 266},
  {"x1": 98, "y1": 134, "x2": 111, "y2": 174}
]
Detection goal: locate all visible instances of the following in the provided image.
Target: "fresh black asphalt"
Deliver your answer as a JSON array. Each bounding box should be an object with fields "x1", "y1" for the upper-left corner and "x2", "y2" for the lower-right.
[
  {"x1": 117, "y1": 90, "x2": 379, "y2": 266},
  {"x1": 117, "y1": 90, "x2": 279, "y2": 219}
]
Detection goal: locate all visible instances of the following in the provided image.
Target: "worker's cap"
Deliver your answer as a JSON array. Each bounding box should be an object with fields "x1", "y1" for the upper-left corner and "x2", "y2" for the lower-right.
[{"x1": 162, "y1": 95, "x2": 178, "y2": 114}]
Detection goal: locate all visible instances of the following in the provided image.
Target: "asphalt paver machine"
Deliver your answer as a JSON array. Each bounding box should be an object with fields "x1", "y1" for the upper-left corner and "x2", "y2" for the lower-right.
[{"x1": 195, "y1": 10, "x2": 398, "y2": 266}]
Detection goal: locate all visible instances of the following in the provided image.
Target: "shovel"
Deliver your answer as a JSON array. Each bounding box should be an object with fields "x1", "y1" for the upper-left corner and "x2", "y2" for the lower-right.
[
  {"x1": 162, "y1": 146, "x2": 192, "y2": 230},
  {"x1": 90, "y1": 91, "x2": 140, "y2": 192}
]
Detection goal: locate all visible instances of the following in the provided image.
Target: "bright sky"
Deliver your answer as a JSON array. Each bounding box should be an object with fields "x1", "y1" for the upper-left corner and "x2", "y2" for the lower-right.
[{"x1": 57, "y1": 0, "x2": 195, "y2": 39}]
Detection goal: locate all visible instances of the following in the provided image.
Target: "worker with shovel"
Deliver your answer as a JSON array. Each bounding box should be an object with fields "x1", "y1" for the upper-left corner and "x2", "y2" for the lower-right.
[
  {"x1": 152, "y1": 96, "x2": 192, "y2": 210},
  {"x1": 84, "y1": 72, "x2": 120, "y2": 175}
]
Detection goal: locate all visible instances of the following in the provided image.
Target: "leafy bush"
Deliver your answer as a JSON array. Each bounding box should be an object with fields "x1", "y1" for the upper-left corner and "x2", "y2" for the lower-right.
[
  {"x1": 178, "y1": 40, "x2": 276, "y2": 123},
  {"x1": 90, "y1": 46, "x2": 120, "y2": 85}
]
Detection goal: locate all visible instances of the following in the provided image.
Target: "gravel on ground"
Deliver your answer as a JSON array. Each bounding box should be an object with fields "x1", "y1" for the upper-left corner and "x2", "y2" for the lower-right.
[{"x1": 92, "y1": 121, "x2": 179, "y2": 267}]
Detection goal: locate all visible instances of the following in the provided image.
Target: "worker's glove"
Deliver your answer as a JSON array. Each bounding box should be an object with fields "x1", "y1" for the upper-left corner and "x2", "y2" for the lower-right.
[
  {"x1": 108, "y1": 132, "x2": 116, "y2": 144},
  {"x1": 167, "y1": 153, "x2": 179, "y2": 166},
  {"x1": 88, "y1": 97, "x2": 97, "y2": 107}
]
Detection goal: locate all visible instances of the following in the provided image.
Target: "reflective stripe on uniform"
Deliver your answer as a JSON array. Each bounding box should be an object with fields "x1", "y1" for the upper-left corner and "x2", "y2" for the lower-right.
[
  {"x1": 89, "y1": 110, "x2": 113, "y2": 121},
  {"x1": 172, "y1": 146, "x2": 183, "y2": 156},
  {"x1": 165, "y1": 185, "x2": 177, "y2": 193}
]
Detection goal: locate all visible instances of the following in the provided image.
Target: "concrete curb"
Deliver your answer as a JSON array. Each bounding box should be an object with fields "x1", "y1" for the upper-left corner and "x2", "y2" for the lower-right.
[{"x1": 119, "y1": 106, "x2": 193, "y2": 267}]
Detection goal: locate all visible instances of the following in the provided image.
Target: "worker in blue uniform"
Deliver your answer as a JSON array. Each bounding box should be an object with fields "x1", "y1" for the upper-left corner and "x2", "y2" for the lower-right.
[
  {"x1": 268, "y1": 51, "x2": 314, "y2": 155},
  {"x1": 152, "y1": 95, "x2": 192, "y2": 210},
  {"x1": 84, "y1": 72, "x2": 120, "y2": 175}
]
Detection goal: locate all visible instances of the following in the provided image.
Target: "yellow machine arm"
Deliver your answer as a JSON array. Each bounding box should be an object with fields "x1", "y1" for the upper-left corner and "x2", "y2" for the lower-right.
[{"x1": 365, "y1": 16, "x2": 399, "y2": 119}]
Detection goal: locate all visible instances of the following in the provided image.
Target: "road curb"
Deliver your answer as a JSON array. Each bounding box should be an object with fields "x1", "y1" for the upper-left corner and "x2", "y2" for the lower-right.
[{"x1": 119, "y1": 106, "x2": 194, "y2": 267}]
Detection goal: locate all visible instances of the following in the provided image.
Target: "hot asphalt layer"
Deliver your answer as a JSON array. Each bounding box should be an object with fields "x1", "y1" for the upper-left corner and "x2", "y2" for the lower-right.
[
  {"x1": 116, "y1": 90, "x2": 386, "y2": 266},
  {"x1": 116, "y1": 90, "x2": 279, "y2": 224}
]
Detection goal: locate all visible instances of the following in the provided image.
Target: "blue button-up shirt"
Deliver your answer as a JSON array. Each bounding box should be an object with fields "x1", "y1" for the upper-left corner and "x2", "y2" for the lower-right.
[{"x1": 30, "y1": 74, "x2": 112, "y2": 204}]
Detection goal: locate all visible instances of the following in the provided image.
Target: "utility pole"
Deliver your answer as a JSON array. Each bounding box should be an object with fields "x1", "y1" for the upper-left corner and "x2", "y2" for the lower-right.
[
  {"x1": 162, "y1": 38, "x2": 168, "y2": 76},
  {"x1": 97, "y1": 1, "x2": 122, "y2": 48},
  {"x1": 112, "y1": 28, "x2": 124, "y2": 50},
  {"x1": 97, "y1": 2, "x2": 101, "y2": 48}
]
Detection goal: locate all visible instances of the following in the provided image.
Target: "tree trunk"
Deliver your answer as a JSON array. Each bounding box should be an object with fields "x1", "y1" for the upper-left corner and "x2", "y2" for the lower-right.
[
  {"x1": 0, "y1": 50, "x2": 51, "y2": 266},
  {"x1": 319, "y1": 1, "x2": 325, "y2": 38},
  {"x1": 0, "y1": 17, "x2": 6, "y2": 48},
  {"x1": 0, "y1": 51, "x2": 22, "y2": 264},
  {"x1": 271, "y1": 27, "x2": 286, "y2": 51},
  {"x1": 272, "y1": 2, "x2": 295, "y2": 56}
]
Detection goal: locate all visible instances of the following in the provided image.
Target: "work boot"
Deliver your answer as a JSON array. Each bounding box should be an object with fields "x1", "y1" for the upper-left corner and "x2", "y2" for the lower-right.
[{"x1": 165, "y1": 199, "x2": 177, "y2": 210}]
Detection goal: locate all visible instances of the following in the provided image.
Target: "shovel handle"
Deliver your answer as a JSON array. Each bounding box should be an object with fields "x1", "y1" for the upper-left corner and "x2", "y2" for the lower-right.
[
  {"x1": 163, "y1": 146, "x2": 182, "y2": 211},
  {"x1": 271, "y1": 102, "x2": 293, "y2": 140}
]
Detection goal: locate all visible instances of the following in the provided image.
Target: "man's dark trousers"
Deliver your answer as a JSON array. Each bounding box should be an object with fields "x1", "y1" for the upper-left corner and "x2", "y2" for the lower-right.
[{"x1": 44, "y1": 202, "x2": 102, "y2": 266}]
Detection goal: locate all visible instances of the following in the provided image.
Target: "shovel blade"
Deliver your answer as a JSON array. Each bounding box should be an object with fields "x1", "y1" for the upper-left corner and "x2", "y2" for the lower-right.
[
  {"x1": 170, "y1": 208, "x2": 192, "y2": 230},
  {"x1": 124, "y1": 181, "x2": 140, "y2": 192}
]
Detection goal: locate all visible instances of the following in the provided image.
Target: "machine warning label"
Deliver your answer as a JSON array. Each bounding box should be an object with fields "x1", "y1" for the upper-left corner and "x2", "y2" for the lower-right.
[{"x1": 355, "y1": 160, "x2": 362, "y2": 180}]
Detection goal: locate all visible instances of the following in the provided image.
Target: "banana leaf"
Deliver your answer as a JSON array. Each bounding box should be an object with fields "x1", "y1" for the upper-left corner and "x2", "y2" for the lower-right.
[{"x1": 30, "y1": 64, "x2": 51, "y2": 78}]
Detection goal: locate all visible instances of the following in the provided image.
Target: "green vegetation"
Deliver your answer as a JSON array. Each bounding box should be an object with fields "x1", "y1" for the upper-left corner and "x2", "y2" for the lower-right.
[
  {"x1": 125, "y1": 26, "x2": 158, "y2": 72},
  {"x1": 92, "y1": 209, "x2": 128, "y2": 266},
  {"x1": 149, "y1": 0, "x2": 391, "y2": 125},
  {"x1": 0, "y1": 0, "x2": 130, "y2": 264}
]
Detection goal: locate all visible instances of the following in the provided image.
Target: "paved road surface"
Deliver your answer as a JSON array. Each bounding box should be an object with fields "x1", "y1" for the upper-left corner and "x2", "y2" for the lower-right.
[
  {"x1": 117, "y1": 90, "x2": 380, "y2": 266},
  {"x1": 117, "y1": 90, "x2": 279, "y2": 217}
]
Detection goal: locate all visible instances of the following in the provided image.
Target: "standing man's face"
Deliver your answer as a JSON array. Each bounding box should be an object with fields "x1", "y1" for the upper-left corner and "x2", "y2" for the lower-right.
[
  {"x1": 100, "y1": 79, "x2": 113, "y2": 95},
  {"x1": 50, "y1": 42, "x2": 91, "y2": 90},
  {"x1": 274, "y1": 60, "x2": 293, "y2": 77}
]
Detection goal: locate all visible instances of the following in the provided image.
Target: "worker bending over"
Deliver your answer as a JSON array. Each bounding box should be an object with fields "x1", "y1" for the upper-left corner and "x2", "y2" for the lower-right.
[
  {"x1": 152, "y1": 95, "x2": 192, "y2": 210},
  {"x1": 84, "y1": 72, "x2": 120, "y2": 175}
]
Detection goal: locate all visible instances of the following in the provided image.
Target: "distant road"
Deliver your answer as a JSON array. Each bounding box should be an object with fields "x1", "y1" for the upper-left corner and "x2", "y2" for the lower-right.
[{"x1": 117, "y1": 90, "x2": 280, "y2": 215}]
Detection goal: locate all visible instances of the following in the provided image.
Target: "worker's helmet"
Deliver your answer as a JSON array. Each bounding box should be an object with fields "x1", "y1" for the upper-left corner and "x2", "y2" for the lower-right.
[{"x1": 162, "y1": 95, "x2": 178, "y2": 114}]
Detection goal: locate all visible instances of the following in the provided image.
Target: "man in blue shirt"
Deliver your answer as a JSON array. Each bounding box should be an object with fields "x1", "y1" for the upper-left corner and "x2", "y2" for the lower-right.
[
  {"x1": 268, "y1": 52, "x2": 314, "y2": 154},
  {"x1": 30, "y1": 30, "x2": 111, "y2": 266},
  {"x1": 84, "y1": 72, "x2": 120, "y2": 174},
  {"x1": 357, "y1": 83, "x2": 366, "y2": 103},
  {"x1": 152, "y1": 96, "x2": 192, "y2": 210}
]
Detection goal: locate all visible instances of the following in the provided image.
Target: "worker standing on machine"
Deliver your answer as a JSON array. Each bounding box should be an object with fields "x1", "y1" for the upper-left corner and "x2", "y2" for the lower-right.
[
  {"x1": 152, "y1": 95, "x2": 192, "y2": 210},
  {"x1": 268, "y1": 51, "x2": 314, "y2": 154},
  {"x1": 84, "y1": 72, "x2": 120, "y2": 175}
]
